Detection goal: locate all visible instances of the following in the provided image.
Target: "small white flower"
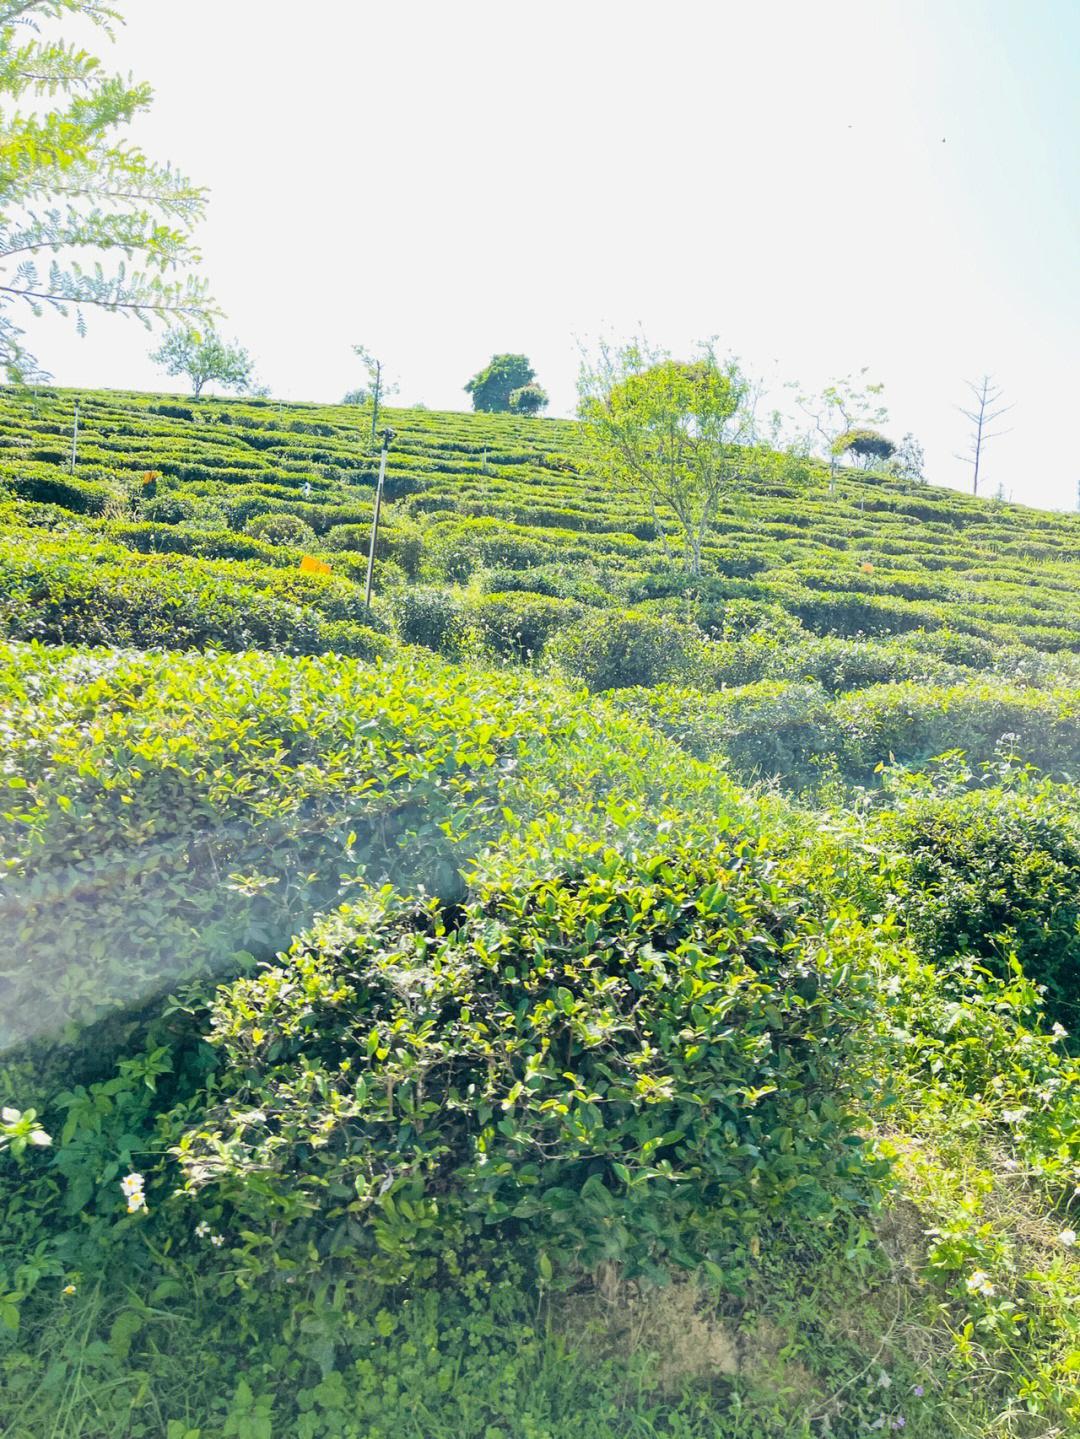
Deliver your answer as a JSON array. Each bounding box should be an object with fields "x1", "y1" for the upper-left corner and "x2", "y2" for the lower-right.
[
  {"x1": 126, "y1": 1192, "x2": 147, "y2": 1214},
  {"x1": 120, "y1": 1173, "x2": 144, "y2": 1198},
  {"x1": 1, "y1": 1107, "x2": 19, "y2": 1124},
  {"x1": 195, "y1": 1221, "x2": 211, "y2": 1238},
  {"x1": 1058, "y1": 1229, "x2": 1077, "y2": 1248},
  {"x1": 965, "y1": 1270, "x2": 995, "y2": 1297},
  {"x1": 210, "y1": 1233, "x2": 225, "y2": 1247}
]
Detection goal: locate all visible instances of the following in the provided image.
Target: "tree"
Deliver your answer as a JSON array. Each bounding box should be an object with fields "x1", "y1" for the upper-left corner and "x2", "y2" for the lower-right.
[
  {"x1": 831, "y1": 428, "x2": 896, "y2": 470},
  {"x1": 150, "y1": 326, "x2": 253, "y2": 398},
  {"x1": 352, "y1": 345, "x2": 397, "y2": 442},
  {"x1": 508, "y1": 381, "x2": 547, "y2": 416},
  {"x1": 956, "y1": 376, "x2": 1011, "y2": 497},
  {"x1": 790, "y1": 369, "x2": 889, "y2": 480},
  {"x1": 886, "y1": 432, "x2": 925, "y2": 483},
  {"x1": 0, "y1": 1, "x2": 213, "y2": 383},
  {"x1": 465, "y1": 354, "x2": 535, "y2": 413},
  {"x1": 579, "y1": 339, "x2": 756, "y2": 577}
]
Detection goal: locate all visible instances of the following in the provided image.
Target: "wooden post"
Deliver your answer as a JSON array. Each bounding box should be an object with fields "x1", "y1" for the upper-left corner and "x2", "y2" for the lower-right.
[{"x1": 364, "y1": 430, "x2": 392, "y2": 611}]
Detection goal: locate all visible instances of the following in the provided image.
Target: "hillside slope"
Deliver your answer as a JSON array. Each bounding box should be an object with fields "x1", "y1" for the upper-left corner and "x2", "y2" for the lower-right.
[{"x1": 3, "y1": 389, "x2": 1080, "y2": 1438}]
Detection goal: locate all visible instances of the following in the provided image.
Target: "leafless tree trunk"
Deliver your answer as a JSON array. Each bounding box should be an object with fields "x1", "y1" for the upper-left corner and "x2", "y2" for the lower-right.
[{"x1": 956, "y1": 377, "x2": 1011, "y2": 496}]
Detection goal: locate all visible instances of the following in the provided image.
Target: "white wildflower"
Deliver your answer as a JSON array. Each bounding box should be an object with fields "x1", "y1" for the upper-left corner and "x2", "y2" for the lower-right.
[
  {"x1": 965, "y1": 1270, "x2": 995, "y2": 1297},
  {"x1": 210, "y1": 1233, "x2": 225, "y2": 1247},
  {"x1": 1058, "y1": 1229, "x2": 1077, "y2": 1248},
  {"x1": 195, "y1": 1221, "x2": 211, "y2": 1238}
]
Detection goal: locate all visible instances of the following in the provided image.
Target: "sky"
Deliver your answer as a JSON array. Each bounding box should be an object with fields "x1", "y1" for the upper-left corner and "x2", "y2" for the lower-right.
[{"x1": 24, "y1": 0, "x2": 1080, "y2": 509}]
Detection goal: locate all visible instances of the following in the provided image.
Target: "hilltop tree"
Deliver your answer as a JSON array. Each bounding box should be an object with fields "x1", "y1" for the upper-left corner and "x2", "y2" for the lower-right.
[
  {"x1": 0, "y1": 0, "x2": 213, "y2": 383},
  {"x1": 465, "y1": 354, "x2": 535, "y2": 413},
  {"x1": 956, "y1": 376, "x2": 1011, "y2": 496},
  {"x1": 508, "y1": 381, "x2": 548, "y2": 416},
  {"x1": 886, "y1": 432, "x2": 926, "y2": 483},
  {"x1": 579, "y1": 339, "x2": 756, "y2": 577},
  {"x1": 150, "y1": 326, "x2": 253, "y2": 398},
  {"x1": 831, "y1": 428, "x2": 896, "y2": 470},
  {"x1": 790, "y1": 370, "x2": 889, "y2": 479},
  {"x1": 352, "y1": 345, "x2": 398, "y2": 441}
]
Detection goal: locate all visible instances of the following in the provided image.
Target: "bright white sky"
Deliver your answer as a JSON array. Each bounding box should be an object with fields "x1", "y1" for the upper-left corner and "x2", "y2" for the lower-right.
[{"x1": 30, "y1": 0, "x2": 1080, "y2": 509}]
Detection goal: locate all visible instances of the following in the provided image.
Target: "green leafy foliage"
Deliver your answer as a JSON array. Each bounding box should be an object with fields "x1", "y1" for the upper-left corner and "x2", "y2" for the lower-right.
[
  {"x1": 876, "y1": 766, "x2": 1080, "y2": 1018},
  {"x1": 150, "y1": 328, "x2": 254, "y2": 399},
  {"x1": 0, "y1": 2, "x2": 212, "y2": 382},
  {"x1": 177, "y1": 837, "x2": 888, "y2": 1287},
  {"x1": 465, "y1": 354, "x2": 537, "y2": 413},
  {"x1": 6, "y1": 387, "x2": 1080, "y2": 1434},
  {"x1": 550, "y1": 609, "x2": 706, "y2": 692}
]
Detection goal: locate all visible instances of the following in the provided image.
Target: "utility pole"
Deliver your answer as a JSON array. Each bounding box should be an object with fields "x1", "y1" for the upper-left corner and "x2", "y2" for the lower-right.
[
  {"x1": 956, "y1": 377, "x2": 1011, "y2": 497},
  {"x1": 364, "y1": 428, "x2": 394, "y2": 611},
  {"x1": 69, "y1": 400, "x2": 79, "y2": 474}
]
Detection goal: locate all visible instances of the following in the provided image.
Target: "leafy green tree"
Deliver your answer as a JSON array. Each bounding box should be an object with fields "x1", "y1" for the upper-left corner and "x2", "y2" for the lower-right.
[
  {"x1": 150, "y1": 326, "x2": 253, "y2": 398},
  {"x1": 507, "y1": 381, "x2": 547, "y2": 416},
  {"x1": 831, "y1": 428, "x2": 896, "y2": 470},
  {"x1": 886, "y1": 432, "x2": 925, "y2": 483},
  {"x1": 579, "y1": 339, "x2": 756, "y2": 576},
  {"x1": 0, "y1": 0, "x2": 213, "y2": 382},
  {"x1": 465, "y1": 353, "x2": 535, "y2": 413},
  {"x1": 790, "y1": 369, "x2": 889, "y2": 479}
]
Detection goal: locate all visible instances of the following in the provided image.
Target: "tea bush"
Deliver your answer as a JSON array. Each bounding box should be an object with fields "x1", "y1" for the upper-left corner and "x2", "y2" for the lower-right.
[
  {"x1": 877, "y1": 778, "x2": 1080, "y2": 1017},
  {"x1": 389, "y1": 583, "x2": 470, "y2": 655},
  {"x1": 177, "y1": 836, "x2": 889, "y2": 1288},
  {"x1": 244, "y1": 510, "x2": 317, "y2": 547},
  {"x1": 550, "y1": 609, "x2": 706, "y2": 692},
  {"x1": 468, "y1": 590, "x2": 575, "y2": 659}
]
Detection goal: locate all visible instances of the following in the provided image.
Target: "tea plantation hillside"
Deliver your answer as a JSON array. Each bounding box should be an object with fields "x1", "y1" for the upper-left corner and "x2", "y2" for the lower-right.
[{"x1": 4, "y1": 388, "x2": 1080, "y2": 1438}]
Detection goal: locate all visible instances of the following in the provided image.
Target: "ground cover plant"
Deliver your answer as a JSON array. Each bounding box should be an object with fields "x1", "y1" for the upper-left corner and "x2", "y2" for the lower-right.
[{"x1": 4, "y1": 386, "x2": 1080, "y2": 1436}]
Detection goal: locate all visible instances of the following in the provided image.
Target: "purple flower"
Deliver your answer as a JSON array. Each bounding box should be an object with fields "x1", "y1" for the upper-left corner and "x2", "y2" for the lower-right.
[{"x1": 912, "y1": 1385, "x2": 923, "y2": 1397}]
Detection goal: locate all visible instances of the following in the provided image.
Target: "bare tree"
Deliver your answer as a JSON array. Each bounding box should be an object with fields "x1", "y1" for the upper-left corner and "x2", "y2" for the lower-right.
[
  {"x1": 352, "y1": 345, "x2": 399, "y2": 443},
  {"x1": 956, "y1": 377, "x2": 1011, "y2": 497}
]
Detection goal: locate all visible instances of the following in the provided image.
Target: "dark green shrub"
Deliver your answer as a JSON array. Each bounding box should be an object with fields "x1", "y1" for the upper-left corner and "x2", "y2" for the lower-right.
[
  {"x1": 178, "y1": 840, "x2": 886, "y2": 1285},
  {"x1": 468, "y1": 590, "x2": 575, "y2": 659},
  {"x1": 244, "y1": 511, "x2": 317, "y2": 547},
  {"x1": 389, "y1": 584, "x2": 469, "y2": 655},
  {"x1": 324, "y1": 518, "x2": 424, "y2": 577},
  {"x1": 139, "y1": 493, "x2": 196, "y2": 524},
  {"x1": 148, "y1": 402, "x2": 194, "y2": 421},
  {"x1": 880, "y1": 784, "x2": 1080, "y2": 1020},
  {"x1": 6, "y1": 469, "x2": 112, "y2": 515},
  {"x1": 550, "y1": 609, "x2": 704, "y2": 692},
  {"x1": 615, "y1": 681, "x2": 836, "y2": 789}
]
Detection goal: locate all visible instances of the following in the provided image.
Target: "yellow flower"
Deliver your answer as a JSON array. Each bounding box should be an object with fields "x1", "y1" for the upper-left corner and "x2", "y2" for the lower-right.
[{"x1": 63, "y1": 1284, "x2": 76, "y2": 1295}]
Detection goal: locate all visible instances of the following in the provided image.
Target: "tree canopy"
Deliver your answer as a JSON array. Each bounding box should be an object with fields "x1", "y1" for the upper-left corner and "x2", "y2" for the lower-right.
[
  {"x1": 0, "y1": 0, "x2": 213, "y2": 382},
  {"x1": 579, "y1": 340, "x2": 756, "y2": 576},
  {"x1": 150, "y1": 326, "x2": 253, "y2": 398},
  {"x1": 465, "y1": 354, "x2": 535, "y2": 413},
  {"x1": 508, "y1": 381, "x2": 548, "y2": 416},
  {"x1": 831, "y1": 428, "x2": 896, "y2": 469}
]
